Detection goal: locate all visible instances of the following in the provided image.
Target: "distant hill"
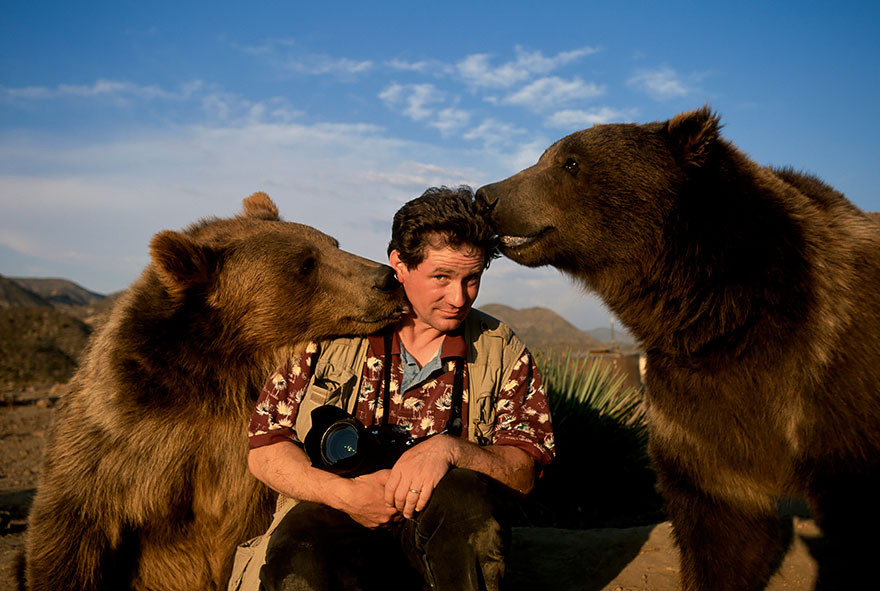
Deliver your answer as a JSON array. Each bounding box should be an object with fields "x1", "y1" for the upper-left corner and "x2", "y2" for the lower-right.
[
  {"x1": 0, "y1": 306, "x2": 92, "y2": 385},
  {"x1": 478, "y1": 303, "x2": 608, "y2": 353},
  {"x1": 588, "y1": 325, "x2": 635, "y2": 348},
  {"x1": 0, "y1": 276, "x2": 114, "y2": 385},
  {"x1": 0, "y1": 275, "x2": 51, "y2": 309},
  {"x1": 10, "y1": 277, "x2": 105, "y2": 307}
]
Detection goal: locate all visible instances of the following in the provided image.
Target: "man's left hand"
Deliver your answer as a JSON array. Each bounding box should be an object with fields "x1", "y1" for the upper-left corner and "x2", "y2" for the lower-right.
[{"x1": 384, "y1": 434, "x2": 458, "y2": 518}]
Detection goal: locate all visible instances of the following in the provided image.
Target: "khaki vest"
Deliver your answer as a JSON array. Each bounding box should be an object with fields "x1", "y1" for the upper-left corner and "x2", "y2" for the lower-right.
[
  {"x1": 228, "y1": 309, "x2": 526, "y2": 591},
  {"x1": 294, "y1": 308, "x2": 526, "y2": 446}
]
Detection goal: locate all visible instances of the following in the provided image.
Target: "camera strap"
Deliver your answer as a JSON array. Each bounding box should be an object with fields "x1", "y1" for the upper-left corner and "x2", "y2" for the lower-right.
[
  {"x1": 448, "y1": 360, "x2": 463, "y2": 437},
  {"x1": 381, "y1": 331, "x2": 464, "y2": 437},
  {"x1": 381, "y1": 331, "x2": 392, "y2": 428}
]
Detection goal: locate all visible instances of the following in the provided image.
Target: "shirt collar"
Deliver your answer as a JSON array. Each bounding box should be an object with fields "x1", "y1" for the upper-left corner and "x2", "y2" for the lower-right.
[{"x1": 367, "y1": 326, "x2": 467, "y2": 360}]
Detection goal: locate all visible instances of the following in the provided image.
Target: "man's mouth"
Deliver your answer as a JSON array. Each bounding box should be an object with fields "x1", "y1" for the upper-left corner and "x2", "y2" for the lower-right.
[{"x1": 439, "y1": 308, "x2": 466, "y2": 319}]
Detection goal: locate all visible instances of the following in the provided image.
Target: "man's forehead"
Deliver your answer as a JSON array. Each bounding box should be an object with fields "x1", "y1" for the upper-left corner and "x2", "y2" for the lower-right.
[{"x1": 421, "y1": 244, "x2": 485, "y2": 271}]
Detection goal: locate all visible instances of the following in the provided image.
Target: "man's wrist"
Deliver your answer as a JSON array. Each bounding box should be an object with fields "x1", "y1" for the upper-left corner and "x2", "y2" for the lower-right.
[{"x1": 444, "y1": 433, "x2": 467, "y2": 467}]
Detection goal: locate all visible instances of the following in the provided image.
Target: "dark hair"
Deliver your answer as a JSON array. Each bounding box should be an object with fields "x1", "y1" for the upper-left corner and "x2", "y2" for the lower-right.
[{"x1": 387, "y1": 185, "x2": 500, "y2": 269}]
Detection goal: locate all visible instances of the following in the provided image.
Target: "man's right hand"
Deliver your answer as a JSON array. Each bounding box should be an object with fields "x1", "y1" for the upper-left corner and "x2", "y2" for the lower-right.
[
  {"x1": 249, "y1": 441, "x2": 400, "y2": 529},
  {"x1": 338, "y1": 469, "x2": 400, "y2": 528}
]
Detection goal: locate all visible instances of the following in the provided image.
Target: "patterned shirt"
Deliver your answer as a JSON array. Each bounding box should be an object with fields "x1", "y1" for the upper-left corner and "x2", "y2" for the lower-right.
[{"x1": 248, "y1": 329, "x2": 555, "y2": 467}]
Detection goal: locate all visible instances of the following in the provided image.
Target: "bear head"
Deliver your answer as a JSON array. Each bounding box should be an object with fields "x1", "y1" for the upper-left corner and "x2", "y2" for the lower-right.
[
  {"x1": 146, "y1": 192, "x2": 408, "y2": 355},
  {"x1": 476, "y1": 106, "x2": 725, "y2": 279}
]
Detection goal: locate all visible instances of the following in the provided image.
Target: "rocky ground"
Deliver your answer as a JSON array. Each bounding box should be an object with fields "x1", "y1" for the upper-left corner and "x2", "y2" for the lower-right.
[{"x1": 1, "y1": 386, "x2": 819, "y2": 590}]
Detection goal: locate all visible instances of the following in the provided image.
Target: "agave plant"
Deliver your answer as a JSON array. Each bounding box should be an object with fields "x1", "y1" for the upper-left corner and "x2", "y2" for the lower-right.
[
  {"x1": 519, "y1": 351, "x2": 663, "y2": 529},
  {"x1": 538, "y1": 351, "x2": 647, "y2": 434}
]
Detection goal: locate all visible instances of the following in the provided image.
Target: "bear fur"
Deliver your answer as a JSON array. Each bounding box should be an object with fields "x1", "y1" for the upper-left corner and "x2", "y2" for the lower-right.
[
  {"x1": 23, "y1": 193, "x2": 407, "y2": 591},
  {"x1": 476, "y1": 108, "x2": 880, "y2": 590}
]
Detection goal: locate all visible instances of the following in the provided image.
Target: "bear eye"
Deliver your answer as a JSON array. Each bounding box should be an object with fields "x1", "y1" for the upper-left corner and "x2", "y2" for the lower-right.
[
  {"x1": 300, "y1": 257, "x2": 316, "y2": 275},
  {"x1": 563, "y1": 158, "x2": 579, "y2": 176}
]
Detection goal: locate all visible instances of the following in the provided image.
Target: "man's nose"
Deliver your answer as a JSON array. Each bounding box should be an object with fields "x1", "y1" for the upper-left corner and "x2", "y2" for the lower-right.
[{"x1": 446, "y1": 282, "x2": 467, "y2": 307}]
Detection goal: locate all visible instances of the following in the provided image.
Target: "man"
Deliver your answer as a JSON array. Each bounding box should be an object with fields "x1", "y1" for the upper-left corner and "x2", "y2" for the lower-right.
[{"x1": 244, "y1": 186, "x2": 554, "y2": 591}]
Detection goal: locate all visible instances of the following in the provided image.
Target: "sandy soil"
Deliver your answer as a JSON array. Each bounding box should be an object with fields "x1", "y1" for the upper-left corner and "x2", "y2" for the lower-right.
[{"x1": 0, "y1": 386, "x2": 819, "y2": 590}]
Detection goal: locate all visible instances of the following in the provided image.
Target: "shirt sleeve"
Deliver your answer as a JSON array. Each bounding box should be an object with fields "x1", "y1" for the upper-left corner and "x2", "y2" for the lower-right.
[
  {"x1": 491, "y1": 349, "x2": 556, "y2": 467},
  {"x1": 248, "y1": 342, "x2": 320, "y2": 449}
]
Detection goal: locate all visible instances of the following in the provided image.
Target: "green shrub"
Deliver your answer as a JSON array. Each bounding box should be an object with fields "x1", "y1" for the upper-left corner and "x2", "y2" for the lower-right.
[{"x1": 517, "y1": 352, "x2": 664, "y2": 529}]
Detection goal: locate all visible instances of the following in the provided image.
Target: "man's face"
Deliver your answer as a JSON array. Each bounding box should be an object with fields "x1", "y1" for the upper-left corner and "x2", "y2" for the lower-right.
[{"x1": 390, "y1": 239, "x2": 485, "y2": 335}]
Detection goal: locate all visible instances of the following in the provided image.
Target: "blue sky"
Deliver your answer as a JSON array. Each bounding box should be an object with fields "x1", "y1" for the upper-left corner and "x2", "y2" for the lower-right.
[{"x1": 2, "y1": 1, "x2": 878, "y2": 331}]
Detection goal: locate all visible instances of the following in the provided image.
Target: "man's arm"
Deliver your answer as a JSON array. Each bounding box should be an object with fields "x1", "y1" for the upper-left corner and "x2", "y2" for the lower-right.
[
  {"x1": 385, "y1": 345, "x2": 553, "y2": 518},
  {"x1": 383, "y1": 436, "x2": 535, "y2": 518},
  {"x1": 248, "y1": 440, "x2": 399, "y2": 528}
]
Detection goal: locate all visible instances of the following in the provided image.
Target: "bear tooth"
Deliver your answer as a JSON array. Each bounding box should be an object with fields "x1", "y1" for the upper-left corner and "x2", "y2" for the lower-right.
[{"x1": 501, "y1": 235, "x2": 531, "y2": 247}]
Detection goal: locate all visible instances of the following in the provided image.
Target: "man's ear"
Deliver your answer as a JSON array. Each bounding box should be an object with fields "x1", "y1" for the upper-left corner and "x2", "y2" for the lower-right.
[
  {"x1": 149, "y1": 230, "x2": 222, "y2": 299},
  {"x1": 389, "y1": 250, "x2": 408, "y2": 281}
]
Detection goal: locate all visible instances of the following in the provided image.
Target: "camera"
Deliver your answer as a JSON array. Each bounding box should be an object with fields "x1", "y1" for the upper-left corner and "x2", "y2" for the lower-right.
[{"x1": 303, "y1": 405, "x2": 425, "y2": 477}]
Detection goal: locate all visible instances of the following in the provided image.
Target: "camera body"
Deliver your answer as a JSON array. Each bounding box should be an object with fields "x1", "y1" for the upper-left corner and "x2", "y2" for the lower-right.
[{"x1": 303, "y1": 405, "x2": 422, "y2": 476}]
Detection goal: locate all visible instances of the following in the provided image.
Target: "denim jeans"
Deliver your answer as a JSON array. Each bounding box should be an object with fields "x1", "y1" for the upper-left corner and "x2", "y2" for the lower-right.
[{"x1": 259, "y1": 468, "x2": 513, "y2": 591}]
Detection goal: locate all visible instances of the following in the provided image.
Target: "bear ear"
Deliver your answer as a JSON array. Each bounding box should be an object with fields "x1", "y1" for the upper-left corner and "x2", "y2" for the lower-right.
[
  {"x1": 665, "y1": 105, "x2": 722, "y2": 168},
  {"x1": 242, "y1": 192, "x2": 280, "y2": 221},
  {"x1": 149, "y1": 230, "x2": 222, "y2": 299}
]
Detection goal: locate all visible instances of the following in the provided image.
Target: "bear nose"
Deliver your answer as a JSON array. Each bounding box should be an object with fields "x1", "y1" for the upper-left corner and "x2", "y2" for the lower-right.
[
  {"x1": 373, "y1": 265, "x2": 401, "y2": 292},
  {"x1": 474, "y1": 185, "x2": 498, "y2": 211}
]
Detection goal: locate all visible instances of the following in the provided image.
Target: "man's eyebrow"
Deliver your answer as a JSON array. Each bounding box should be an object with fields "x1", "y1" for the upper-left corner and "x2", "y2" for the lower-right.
[{"x1": 431, "y1": 265, "x2": 484, "y2": 275}]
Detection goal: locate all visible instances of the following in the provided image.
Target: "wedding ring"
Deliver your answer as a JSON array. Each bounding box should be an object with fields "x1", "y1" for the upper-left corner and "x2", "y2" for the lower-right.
[{"x1": 409, "y1": 488, "x2": 421, "y2": 494}]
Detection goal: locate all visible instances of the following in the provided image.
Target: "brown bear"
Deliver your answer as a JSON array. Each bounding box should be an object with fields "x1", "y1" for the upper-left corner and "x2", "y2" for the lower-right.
[
  {"x1": 23, "y1": 192, "x2": 408, "y2": 591},
  {"x1": 476, "y1": 108, "x2": 880, "y2": 591}
]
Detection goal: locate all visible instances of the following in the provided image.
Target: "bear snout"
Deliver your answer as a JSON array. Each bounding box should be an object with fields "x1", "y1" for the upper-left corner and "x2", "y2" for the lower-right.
[{"x1": 372, "y1": 265, "x2": 401, "y2": 293}]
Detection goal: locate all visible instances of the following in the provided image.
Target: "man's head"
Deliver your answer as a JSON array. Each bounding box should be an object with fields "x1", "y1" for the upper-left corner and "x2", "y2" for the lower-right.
[
  {"x1": 387, "y1": 186, "x2": 499, "y2": 270},
  {"x1": 387, "y1": 186, "x2": 499, "y2": 334}
]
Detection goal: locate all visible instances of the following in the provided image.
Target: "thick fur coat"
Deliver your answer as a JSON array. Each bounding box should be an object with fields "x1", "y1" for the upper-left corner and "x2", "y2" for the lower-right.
[
  {"x1": 477, "y1": 108, "x2": 880, "y2": 590},
  {"x1": 24, "y1": 193, "x2": 407, "y2": 591}
]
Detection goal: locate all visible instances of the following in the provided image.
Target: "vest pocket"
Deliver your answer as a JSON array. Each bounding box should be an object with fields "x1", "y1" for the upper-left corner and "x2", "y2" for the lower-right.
[{"x1": 294, "y1": 368, "x2": 358, "y2": 443}]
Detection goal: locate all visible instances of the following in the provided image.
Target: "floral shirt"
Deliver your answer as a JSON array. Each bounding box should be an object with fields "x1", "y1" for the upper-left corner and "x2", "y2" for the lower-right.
[{"x1": 248, "y1": 330, "x2": 555, "y2": 467}]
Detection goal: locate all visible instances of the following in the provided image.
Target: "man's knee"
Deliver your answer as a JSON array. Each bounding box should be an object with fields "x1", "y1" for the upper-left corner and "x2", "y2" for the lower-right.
[
  {"x1": 430, "y1": 468, "x2": 493, "y2": 512},
  {"x1": 260, "y1": 503, "x2": 353, "y2": 591},
  {"x1": 420, "y1": 469, "x2": 507, "y2": 542}
]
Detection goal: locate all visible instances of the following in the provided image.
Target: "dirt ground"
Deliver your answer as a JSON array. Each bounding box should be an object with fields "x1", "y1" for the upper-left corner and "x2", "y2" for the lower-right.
[{"x1": 1, "y1": 386, "x2": 819, "y2": 590}]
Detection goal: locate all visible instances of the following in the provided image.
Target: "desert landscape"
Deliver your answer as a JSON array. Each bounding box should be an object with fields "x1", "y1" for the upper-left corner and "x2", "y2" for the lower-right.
[{"x1": 0, "y1": 276, "x2": 820, "y2": 590}]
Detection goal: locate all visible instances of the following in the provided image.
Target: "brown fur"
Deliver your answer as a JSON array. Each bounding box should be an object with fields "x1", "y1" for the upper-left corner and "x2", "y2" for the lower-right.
[
  {"x1": 477, "y1": 108, "x2": 880, "y2": 590},
  {"x1": 23, "y1": 193, "x2": 407, "y2": 591}
]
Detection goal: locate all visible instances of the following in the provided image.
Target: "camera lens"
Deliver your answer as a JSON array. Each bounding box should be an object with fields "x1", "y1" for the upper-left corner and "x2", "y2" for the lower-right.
[{"x1": 322, "y1": 422, "x2": 360, "y2": 463}]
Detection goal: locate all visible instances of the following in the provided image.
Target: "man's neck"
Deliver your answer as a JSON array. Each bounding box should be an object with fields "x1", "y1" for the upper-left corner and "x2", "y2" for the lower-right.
[{"x1": 396, "y1": 316, "x2": 445, "y2": 367}]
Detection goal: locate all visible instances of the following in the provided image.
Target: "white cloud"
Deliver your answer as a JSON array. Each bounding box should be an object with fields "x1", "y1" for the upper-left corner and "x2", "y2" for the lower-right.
[
  {"x1": 628, "y1": 66, "x2": 691, "y2": 100},
  {"x1": 429, "y1": 107, "x2": 471, "y2": 136},
  {"x1": 200, "y1": 92, "x2": 303, "y2": 124},
  {"x1": 2, "y1": 79, "x2": 204, "y2": 103},
  {"x1": 379, "y1": 83, "x2": 445, "y2": 122},
  {"x1": 284, "y1": 55, "x2": 373, "y2": 76},
  {"x1": 360, "y1": 161, "x2": 479, "y2": 193},
  {"x1": 236, "y1": 38, "x2": 373, "y2": 78},
  {"x1": 463, "y1": 118, "x2": 528, "y2": 149},
  {"x1": 545, "y1": 107, "x2": 636, "y2": 129},
  {"x1": 501, "y1": 76, "x2": 605, "y2": 111},
  {"x1": 385, "y1": 58, "x2": 431, "y2": 74},
  {"x1": 457, "y1": 46, "x2": 598, "y2": 89}
]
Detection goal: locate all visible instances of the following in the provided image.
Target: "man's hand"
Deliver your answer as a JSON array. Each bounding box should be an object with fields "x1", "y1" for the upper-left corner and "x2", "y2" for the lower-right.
[
  {"x1": 382, "y1": 437, "x2": 537, "y2": 519},
  {"x1": 384, "y1": 435, "x2": 458, "y2": 518},
  {"x1": 339, "y1": 469, "x2": 401, "y2": 528},
  {"x1": 249, "y1": 441, "x2": 402, "y2": 529}
]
